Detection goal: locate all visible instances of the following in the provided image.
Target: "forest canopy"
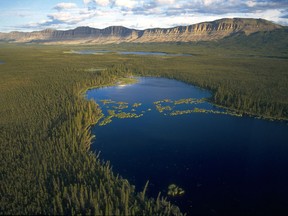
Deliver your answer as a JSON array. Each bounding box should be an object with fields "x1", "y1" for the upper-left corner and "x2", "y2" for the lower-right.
[{"x1": 0, "y1": 42, "x2": 287, "y2": 215}]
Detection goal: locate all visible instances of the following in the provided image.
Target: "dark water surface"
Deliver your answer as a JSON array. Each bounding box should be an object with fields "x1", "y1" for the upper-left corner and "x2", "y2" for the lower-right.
[
  {"x1": 87, "y1": 77, "x2": 288, "y2": 215},
  {"x1": 74, "y1": 50, "x2": 191, "y2": 56}
]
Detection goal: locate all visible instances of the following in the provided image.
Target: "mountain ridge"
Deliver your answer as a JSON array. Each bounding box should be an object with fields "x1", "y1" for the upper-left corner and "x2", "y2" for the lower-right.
[{"x1": 0, "y1": 18, "x2": 284, "y2": 44}]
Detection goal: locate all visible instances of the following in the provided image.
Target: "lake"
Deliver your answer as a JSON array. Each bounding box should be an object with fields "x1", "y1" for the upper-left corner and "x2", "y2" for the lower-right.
[
  {"x1": 118, "y1": 51, "x2": 191, "y2": 56},
  {"x1": 86, "y1": 77, "x2": 288, "y2": 215},
  {"x1": 72, "y1": 50, "x2": 191, "y2": 56}
]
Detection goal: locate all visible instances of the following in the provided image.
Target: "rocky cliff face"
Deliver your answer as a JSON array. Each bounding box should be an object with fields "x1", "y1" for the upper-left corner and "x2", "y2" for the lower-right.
[
  {"x1": 135, "y1": 18, "x2": 282, "y2": 43},
  {"x1": 0, "y1": 18, "x2": 283, "y2": 44}
]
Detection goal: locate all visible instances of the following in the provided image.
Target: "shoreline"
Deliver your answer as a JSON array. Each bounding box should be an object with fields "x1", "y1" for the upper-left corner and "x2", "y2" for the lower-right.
[
  {"x1": 209, "y1": 99, "x2": 288, "y2": 123},
  {"x1": 80, "y1": 75, "x2": 287, "y2": 123},
  {"x1": 79, "y1": 76, "x2": 139, "y2": 98}
]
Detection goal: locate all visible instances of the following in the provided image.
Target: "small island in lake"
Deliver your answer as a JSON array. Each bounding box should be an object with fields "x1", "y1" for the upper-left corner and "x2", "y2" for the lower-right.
[{"x1": 168, "y1": 184, "x2": 185, "y2": 197}]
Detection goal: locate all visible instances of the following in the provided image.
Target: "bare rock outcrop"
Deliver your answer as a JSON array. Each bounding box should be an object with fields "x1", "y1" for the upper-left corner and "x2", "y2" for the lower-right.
[{"x1": 0, "y1": 18, "x2": 282, "y2": 44}]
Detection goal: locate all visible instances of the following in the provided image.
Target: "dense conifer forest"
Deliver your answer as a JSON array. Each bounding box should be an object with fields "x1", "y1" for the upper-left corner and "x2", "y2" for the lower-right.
[
  {"x1": 0, "y1": 41, "x2": 287, "y2": 215},
  {"x1": 0, "y1": 45, "x2": 182, "y2": 215}
]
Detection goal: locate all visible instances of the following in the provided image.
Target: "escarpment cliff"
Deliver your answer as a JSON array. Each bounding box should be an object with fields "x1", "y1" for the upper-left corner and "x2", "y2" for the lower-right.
[{"x1": 0, "y1": 18, "x2": 283, "y2": 44}]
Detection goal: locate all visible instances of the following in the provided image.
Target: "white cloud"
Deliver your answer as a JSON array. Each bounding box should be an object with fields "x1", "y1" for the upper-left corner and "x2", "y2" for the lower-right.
[
  {"x1": 94, "y1": 0, "x2": 111, "y2": 7},
  {"x1": 156, "y1": 0, "x2": 176, "y2": 4},
  {"x1": 48, "y1": 12, "x2": 87, "y2": 24},
  {"x1": 115, "y1": 0, "x2": 137, "y2": 8},
  {"x1": 246, "y1": 1, "x2": 257, "y2": 7},
  {"x1": 247, "y1": 8, "x2": 283, "y2": 22},
  {"x1": 10, "y1": 0, "x2": 287, "y2": 33},
  {"x1": 202, "y1": 0, "x2": 225, "y2": 6},
  {"x1": 54, "y1": 3, "x2": 77, "y2": 11},
  {"x1": 202, "y1": 0, "x2": 213, "y2": 6},
  {"x1": 83, "y1": 0, "x2": 92, "y2": 5}
]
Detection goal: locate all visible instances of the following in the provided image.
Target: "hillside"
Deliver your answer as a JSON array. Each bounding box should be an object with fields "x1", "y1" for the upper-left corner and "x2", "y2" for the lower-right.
[{"x1": 0, "y1": 18, "x2": 283, "y2": 44}]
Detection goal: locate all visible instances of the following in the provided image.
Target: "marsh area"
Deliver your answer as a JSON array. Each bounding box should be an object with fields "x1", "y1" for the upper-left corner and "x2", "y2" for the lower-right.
[{"x1": 87, "y1": 77, "x2": 288, "y2": 215}]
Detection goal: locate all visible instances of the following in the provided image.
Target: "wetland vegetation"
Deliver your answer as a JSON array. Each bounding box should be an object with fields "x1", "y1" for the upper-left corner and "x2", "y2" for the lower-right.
[
  {"x1": 0, "y1": 40, "x2": 288, "y2": 215},
  {"x1": 94, "y1": 94, "x2": 242, "y2": 127},
  {"x1": 167, "y1": 185, "x2": 185, "y2": 197}
]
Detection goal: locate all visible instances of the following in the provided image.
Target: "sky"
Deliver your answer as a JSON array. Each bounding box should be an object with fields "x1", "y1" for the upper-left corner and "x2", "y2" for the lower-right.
[{"x1": 0, "y1": 0, "x2": 287, "y2": 32}]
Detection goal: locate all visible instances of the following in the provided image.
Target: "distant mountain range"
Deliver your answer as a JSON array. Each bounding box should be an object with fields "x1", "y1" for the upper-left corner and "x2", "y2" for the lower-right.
[{"x1": 0, "y1": 18, "x2": 286, "y2": 44}]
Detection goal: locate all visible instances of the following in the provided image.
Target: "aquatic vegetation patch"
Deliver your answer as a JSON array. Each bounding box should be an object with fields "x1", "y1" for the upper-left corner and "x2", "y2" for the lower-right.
[
  {"x1": 167, "y1": 184, "x2": 185, "y2": 197},
  {"x1": 116, "y1": 112, "x2": 144, "y2": 119},
  {"x1": 174, "y1": 98, "x2": 205, "y2": 105},
  {"x1": 112, "y1": 103, "x2": 129, "y2": 110},
  {"x1": 132, "y1": 103, "x2": 142, "y2": 108},
  {"x1": 155, "y1": 104, "x2": 173, "y2": 113},
  {"x1": 96, "y1": 97, "x2": 242, "y2": 127},
  {"x1": 170, "y1": 109, "x2": 194, "y2": 116},
  {"x1": 97, "y1": 100, "x2": 146, "y2": 126},
  {"x1": 100, "y1": 99, "x2": 116, "y2": 105}
]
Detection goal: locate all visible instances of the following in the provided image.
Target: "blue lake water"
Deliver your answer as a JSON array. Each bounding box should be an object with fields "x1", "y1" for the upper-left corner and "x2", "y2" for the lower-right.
[
  {"x1": 73, "y1": 50, "x2": 191, "y2": 56},
  {"x1": 86, "y1": 77, "x2": 288, "y2": 215}
]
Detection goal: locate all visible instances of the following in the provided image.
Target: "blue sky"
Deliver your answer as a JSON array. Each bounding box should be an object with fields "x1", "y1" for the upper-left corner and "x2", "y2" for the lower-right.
[{"x1": 0, "y1": 0, "x2": 287, "y2": 32}]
